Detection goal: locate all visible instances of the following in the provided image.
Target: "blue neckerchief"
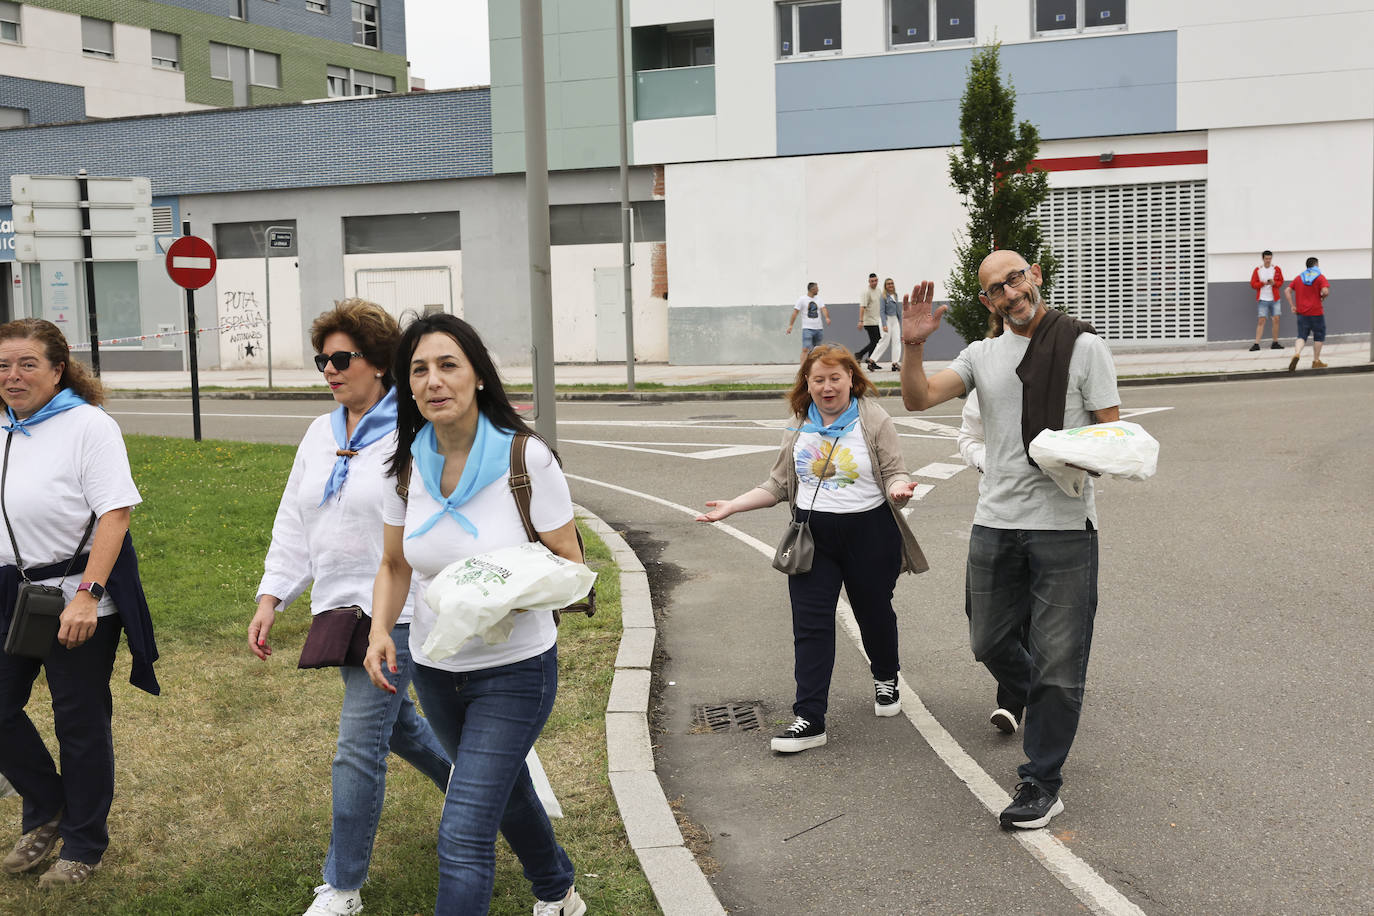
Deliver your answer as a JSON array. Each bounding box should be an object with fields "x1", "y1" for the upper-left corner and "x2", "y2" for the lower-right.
[
  {"x1": 406, "y1": 413, "x2": 515, "y2": 539},
  {"x1": 1300, "y1": 266, "x2": 1324, "y2": 285},
  {"x1": 319, "y1": 387, "x2": 398, "y2": 506},
  {"x1": 2, "y1": 388, "x2": 87, "y2": 437},
  {"x1": 797, "y1": 398, "x2": 860, "y2": 438}
]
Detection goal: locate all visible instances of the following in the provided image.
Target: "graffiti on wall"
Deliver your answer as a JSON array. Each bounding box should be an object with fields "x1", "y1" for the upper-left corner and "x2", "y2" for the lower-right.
[{"x1": 220, "y1": 289, "x2": 265, "y2": 360}]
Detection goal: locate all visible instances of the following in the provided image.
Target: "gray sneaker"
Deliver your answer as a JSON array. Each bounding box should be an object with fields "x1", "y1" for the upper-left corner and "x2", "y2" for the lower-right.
[
  {"x1": 534, "y1": 884, "x2": 587, "y2": 916},
  {"x1": 2, "y1": 811, "x2": 62, "y2": 874}
]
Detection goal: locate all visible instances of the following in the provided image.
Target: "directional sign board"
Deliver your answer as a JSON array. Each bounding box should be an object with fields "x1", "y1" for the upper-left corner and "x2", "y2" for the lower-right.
[
  {"x1": 165, "y1": 235, "x2": 217, "y2": 289},
  {"x1": 268, "y1": 228, "x2": 294, "y2": 249},
  {"x1": 9, "y1": 174, "x2": 155, "y2": 262}
]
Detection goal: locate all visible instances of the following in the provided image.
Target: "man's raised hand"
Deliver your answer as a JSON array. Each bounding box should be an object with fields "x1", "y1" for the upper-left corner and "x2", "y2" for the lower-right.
[{"x1": 901, "y1": 281, "x2": 946, "y2": 344}]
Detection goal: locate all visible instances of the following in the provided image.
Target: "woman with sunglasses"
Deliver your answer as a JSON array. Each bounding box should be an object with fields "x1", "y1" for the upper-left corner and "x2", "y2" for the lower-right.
[{"x1": 248, "y1": 299, "x2": 451, "y2": 916}]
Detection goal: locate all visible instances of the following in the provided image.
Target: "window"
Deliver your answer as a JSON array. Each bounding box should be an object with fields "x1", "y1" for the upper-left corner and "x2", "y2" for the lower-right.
[
  {"x1": 1033, "y1": 0, "x2": 1126, "y2": 36},
  {"x1": 343, "y1": 212, "x2": 461, "y2": 254},
  {"x1": 230, "y1": 0, "x2": 246, "y2": 20},
  {"x1": 888, "y1": 0, "x2": 974, "y2": 49},
  {"x1": 668, "y1": 30, "x2": 713, "y2": 67},
  {"x1": 307, "y1": 0, "x2": 328, "y2": 11},
  {"x1": 777, "y1": 1, "x2": 841, "y2": 58},
  {"x1": 210, "y1": 43, "x2": 281, "y2": 88},
  {"x1": 214, "y1": 220, "x2": 298, "y2": 259},
  {"x1": 0, "y1": 1, "x2": 20, "y2": 44},
  {"x1": 352, "y1": 0, "x2": 379, "y2": 47},
  {"x1": 81, "y1": 16, "x2": 113, "y2": 58},
  {"x1": 0, "y1": 106, "x2": 28, "y2": 128},
  {"x1": 151, "y1": 30, "x2": 179, "y2": 69},
  {"x1": 327, "y1": 65, "x2": 394, "y2": 97}
]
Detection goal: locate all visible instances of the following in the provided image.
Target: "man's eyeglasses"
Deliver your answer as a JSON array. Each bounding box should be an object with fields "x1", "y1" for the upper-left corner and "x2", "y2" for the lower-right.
[
  {"x1": 979, "y1": 267, "x2": 1031, "y2": 302},
  {"x1": 314, "y1": 351, "x2": 365, "y2": 372}
]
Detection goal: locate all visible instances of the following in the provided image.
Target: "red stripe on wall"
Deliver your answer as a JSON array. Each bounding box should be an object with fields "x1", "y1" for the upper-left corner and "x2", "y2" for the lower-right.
[{"x1": 1031, "y1": 150, "x2": 1208, "y2": 172}]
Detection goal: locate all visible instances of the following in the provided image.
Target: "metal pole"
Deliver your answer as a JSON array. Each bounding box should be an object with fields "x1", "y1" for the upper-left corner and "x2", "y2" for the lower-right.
[
  {"x1": 1369, "y1": 117, "x2": 1373, "y2": 363},
  {"x1": 262, "y1": 232, "x2": 273, "y2": 390},
  {"x1": 521, "y1": 0, "x2": 557, "y2": 446},
  {"x1": 182, "y1": 218, "x2": 203, "y2": 442},
  {"x1": 76, "y1": 169, "x2": 101, "y2": 377},
  {"x1": 615, "y1": 0, "x2": 635, "y2": 391}
]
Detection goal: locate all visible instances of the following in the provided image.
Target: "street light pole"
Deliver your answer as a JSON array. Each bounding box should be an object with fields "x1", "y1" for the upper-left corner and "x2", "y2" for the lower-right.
[
  {"x1": 521, "y1": 0, "x2": 557, "y2": 446},
  {"x1": 615, "y1": 0, "x2": 636, "y2": 391}
]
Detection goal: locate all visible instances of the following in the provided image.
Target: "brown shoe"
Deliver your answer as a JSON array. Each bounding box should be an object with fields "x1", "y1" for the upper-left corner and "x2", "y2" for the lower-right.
[
  {"x1": 1287, "y1": 355, "x2": 1299, "y2": 373},
  {"x1": 1, "y1": 812, "x2": 62, "y2": 874},
  {"x1": 1312, "y1": 359, "x2": 1328, "y2": 369},
  {"x1": 37, "y1": 858, "x2": 97, "y2": 889}
]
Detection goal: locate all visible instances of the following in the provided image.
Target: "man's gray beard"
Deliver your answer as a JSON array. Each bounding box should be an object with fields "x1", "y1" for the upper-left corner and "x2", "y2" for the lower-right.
[{"x1": 1003, "y1": 285, "x2": 1042, "y2": 328}]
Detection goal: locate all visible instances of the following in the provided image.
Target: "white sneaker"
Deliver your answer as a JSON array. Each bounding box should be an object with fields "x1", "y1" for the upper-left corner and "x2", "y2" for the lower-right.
[
  {"x1": 304, "y1": 883, "x2": 363, "y2": 916},
  {"x1": 534, "y1": 884, "x2": 587, "y2": 916}
]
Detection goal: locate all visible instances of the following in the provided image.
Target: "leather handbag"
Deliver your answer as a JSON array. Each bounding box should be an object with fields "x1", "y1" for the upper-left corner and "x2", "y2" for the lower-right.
[
  {"x1": 297, "y1": 605, "x2": 370, "y2": 669},
  {"x1": 771, "y1": 439, "x2": 834, "y2": 576},
  {"x1": 2, "y1": 431, "x2": 96, "y2": 659}
]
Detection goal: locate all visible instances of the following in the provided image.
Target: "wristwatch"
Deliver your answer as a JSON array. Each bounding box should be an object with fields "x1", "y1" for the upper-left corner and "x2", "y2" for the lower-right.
[{"x1": 77, "y1": 581, "x2": 106, "y2": 601}]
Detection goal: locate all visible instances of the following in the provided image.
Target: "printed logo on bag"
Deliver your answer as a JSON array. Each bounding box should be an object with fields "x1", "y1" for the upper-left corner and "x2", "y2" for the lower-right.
[{"x1": 1059, "y1": 425, "x2": 1134, "y2": 438}]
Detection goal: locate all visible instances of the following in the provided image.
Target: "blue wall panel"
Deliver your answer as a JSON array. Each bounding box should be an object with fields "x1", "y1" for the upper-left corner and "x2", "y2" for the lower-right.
[
  {"x1": 154, "y1": 0, "x2": 407, "y2": 55},
  {"x1": 777, "y1": 31, "x2": 1176, "y2": 155},
  {"x1": 0, "y1": 75, "x2": 86, "y2": 126},
  {"x1": 0, "y1": 89, "x2": 490, "y2": 206}
]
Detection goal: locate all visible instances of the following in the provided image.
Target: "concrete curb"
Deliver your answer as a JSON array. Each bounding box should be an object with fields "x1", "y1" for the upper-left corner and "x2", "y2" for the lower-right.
[
  {"x1": 108, "y1": 362, "x2": 1372, "y2": 403},
  {"x1": 575, "y1": 508, "x2": 727, "y2": 916}
]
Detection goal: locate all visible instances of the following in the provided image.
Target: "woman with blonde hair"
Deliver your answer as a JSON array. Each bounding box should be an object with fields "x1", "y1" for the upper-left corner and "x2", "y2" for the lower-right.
[{"x1": 697, "y1": 344, "x2": 928, "y2": 753}]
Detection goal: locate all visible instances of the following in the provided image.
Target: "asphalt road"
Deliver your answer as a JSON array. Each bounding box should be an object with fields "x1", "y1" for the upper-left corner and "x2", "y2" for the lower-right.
[{"x1": 108, "y1": 373, "x2": 1374, "y2": 915}]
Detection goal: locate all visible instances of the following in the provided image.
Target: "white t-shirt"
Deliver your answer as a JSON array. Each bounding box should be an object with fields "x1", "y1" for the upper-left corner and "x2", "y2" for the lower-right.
[
  {"x1": 1, "y1": 404, "x2": 141, "y2": 618},
  {"x1": 382, "y1": 434, "x2": 574, "y2": 672},
  {"x1": 948, "y1": 331, "x2": 1119, "y2": 530},
  {"x1": 1257, "y1": 266, "x2": 1276, "y2": 301},
  {"x1": 794, "y1": 295, "x2": 826, "y2": 330},
  {"x1": 257, "y1": 411, "x2": 415, "y2": 624},
  {"x1": 793, "y1": 417, "x2": 884, "y2": 513}
]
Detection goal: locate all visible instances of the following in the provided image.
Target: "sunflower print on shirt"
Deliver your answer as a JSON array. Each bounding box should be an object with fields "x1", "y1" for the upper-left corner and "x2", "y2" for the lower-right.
[{"x1": 795, "y1": 438, "x2": 860, "y2": 491}]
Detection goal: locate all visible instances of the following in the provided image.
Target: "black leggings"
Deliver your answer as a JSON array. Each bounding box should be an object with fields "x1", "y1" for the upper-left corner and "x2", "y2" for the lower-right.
[{"x1": 855, "y1": 325, "x2": 882, "y2": 361}]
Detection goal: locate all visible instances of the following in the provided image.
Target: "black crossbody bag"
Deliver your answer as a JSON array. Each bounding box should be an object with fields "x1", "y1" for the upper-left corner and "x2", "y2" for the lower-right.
[{"x1": 2, "y1": 431, "x2": 96, "y2": 659}]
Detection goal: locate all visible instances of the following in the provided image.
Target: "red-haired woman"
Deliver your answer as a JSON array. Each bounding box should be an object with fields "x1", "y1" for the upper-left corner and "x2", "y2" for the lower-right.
[{"x1": 697, "y1": 344, "x2": 928, "y2": 753}]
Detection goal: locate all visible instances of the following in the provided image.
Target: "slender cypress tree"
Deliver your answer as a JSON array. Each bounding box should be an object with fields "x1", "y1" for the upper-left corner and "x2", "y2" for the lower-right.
[{"x1": 946, "y1": 44, "x2": 1058, "y2": 343}]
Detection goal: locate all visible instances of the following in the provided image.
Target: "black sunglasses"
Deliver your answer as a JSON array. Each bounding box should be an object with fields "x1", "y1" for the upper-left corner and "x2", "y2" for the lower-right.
[{"x1": 314, "y1": 351, "x2": 365, "y2": 372}]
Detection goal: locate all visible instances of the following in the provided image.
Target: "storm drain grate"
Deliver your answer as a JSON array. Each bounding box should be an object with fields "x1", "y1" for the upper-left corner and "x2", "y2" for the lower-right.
[{"x1": 691, "y1": 703, "x2": 762, "y2": 733}]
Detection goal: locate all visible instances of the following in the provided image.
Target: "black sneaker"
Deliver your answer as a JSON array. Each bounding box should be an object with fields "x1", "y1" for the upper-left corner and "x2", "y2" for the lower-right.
[
  {"x1": 771, "y1": 716, "x2": 827, "y2": 753},
  {"x1": 874, "y1": 678, "x2": 900, "y2": 717},
  {"x1": 890, "y1": 363, "x2": 901, "y2": 371},
  {"x1": 989, "y1": 707, "x2": 1020, "y2": 735},
  {"x1": 1270, "y1": 341, "x2": 1283, "y2": 349},
  {"x1": 1249, "y1": 343, "x2": 1261, "y2": 351},
  {"x1": 999, "y1": 781, "x2": 1064, "y2": 829}
]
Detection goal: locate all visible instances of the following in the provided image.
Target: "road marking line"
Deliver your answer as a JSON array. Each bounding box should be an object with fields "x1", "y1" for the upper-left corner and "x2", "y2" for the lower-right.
[
  {"x1": 562, "y1": 439, "x2": 778, "y2": 460},
  {"x1": 110, "y1": 410, "x2": 327, "y2": 420},
  {"x1": 914, "y1": 461, "x2": 968, "y2": 479},
  {"x1": 566, "y1": 472, "x2": 1146, "y2": 916}
]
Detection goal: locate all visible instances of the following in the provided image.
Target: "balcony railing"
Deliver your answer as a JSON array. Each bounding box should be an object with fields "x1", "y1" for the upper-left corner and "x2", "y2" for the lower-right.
[{"x1": 634, "y1": 65, "x2": 715, "y2": 120}]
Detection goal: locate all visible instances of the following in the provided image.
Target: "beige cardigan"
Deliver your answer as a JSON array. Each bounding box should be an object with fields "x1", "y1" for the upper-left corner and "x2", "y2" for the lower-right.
[{"x1": 759, "y1": 396, "x2": 930, "y2": 575}]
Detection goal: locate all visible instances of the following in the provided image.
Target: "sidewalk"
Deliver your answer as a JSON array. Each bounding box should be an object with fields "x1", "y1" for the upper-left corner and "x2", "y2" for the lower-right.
[{"x1": 101, "y1": 336, "x2": 1371, "y2": 395}]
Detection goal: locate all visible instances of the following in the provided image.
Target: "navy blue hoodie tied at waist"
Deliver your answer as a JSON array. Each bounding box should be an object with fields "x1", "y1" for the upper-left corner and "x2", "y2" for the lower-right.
[{"x1": 0, "y1": 532, "x2": 160, "y2": 695}]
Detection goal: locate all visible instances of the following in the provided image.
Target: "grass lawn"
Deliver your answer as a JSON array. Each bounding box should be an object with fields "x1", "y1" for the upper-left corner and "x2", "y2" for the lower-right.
[{"x1": 0, "y1": 435, "x2": 659, "y2": 915}]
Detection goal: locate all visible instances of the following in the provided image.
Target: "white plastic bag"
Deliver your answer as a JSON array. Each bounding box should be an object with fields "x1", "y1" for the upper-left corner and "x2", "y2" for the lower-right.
[
  {"x1": 1028, "y1": 421, "x2": 1159, "y2": 497},
  {"x1": 422, "y1": 542, "x2": 597, "y2": 660}
]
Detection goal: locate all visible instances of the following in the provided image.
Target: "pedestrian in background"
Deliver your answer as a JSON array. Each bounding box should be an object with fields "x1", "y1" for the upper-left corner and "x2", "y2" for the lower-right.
[
  {"x1": 786, "y1": 282, "x2": 830, "y2": 360},
  {"x1": 248, "y1": 300, "x2": 451, "y2": 916},
  {"x1": 900, "y1": 251, "x2": 1120, "y2": 831},
  {"x1": 1249, "y1": 250, "x2": 1285, "y2": 351},
  {"x1": 870, "y1": 277, "x2": 904, "y2": 370},
  {"x1": 854, "y1": 273, "x2": 884, "y2": 371},
  {"x1": 1284, "y1": 257, "x2": 1331, "y2": 371},
  {"x1": 0, "y1": 319, "x2": 157, "y2": 889},
  {"x1": 697, "y1": 344, "x2": 927, "y2": 755}
]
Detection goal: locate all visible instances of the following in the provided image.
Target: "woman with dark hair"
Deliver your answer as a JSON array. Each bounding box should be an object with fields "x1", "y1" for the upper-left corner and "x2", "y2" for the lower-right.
[
  {"x1": 696, "y1": 344, "x2": 928, "y2": 754},
  {"x1": 363, "y1": 314, "x2": 585, "y2": 916},
  {"x1": 0, "y1": 319, "x2": 157, "y2": 889},
  {"x1": 248, "y1": 299, "x2": 451, "y2": 916}
]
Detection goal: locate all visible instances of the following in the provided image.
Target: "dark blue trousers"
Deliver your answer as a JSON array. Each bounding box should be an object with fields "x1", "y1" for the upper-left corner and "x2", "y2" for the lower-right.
[
  {"x1": 787, "y1": 504, "x2": 903, "y2": 729},
  {"x1": 0, "y1": 615, "x2": 121, "y2": 864}
]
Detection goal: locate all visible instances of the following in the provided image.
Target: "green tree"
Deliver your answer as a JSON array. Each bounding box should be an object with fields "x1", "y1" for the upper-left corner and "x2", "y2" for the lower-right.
[{"x1": 946, "y1": 43, "x2": 1058, "y2": 343}]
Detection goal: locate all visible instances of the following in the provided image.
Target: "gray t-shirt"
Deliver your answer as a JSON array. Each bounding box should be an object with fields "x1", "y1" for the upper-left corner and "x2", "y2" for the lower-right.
[{"x1": 948, "y1": 331, "x2": 1119, "y2": 530}]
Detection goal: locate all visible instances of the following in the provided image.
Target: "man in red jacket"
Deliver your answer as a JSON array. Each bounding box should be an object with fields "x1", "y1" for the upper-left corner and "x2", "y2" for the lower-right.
[
  {"x1": 1283, "y1": 257, "x2": 1331, "y2": 371},
  {"x1": 1249, "y1": 250, "x2": 1284, "y2": 351}
]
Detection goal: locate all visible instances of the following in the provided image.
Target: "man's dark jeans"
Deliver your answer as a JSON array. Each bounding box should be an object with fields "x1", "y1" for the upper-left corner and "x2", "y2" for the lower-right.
[{"x1": 966, "y1": 524, "x2": 1098, "y2": 796}]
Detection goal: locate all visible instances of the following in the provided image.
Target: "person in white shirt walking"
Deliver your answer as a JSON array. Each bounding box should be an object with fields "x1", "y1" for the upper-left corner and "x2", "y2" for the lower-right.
[
  {"x1": 1249, "y1": 250, "x2": 1285, "y2": 351},
  {"x1": 786, "y1": 282, "x2": 830, "y2": 360},
  {"x1": 248, "y1": 300, "x2": 451, "y2": 916}
]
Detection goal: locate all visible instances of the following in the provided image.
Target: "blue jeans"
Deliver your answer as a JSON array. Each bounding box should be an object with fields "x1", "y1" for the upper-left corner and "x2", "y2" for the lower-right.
[
  {"x1": 801, "y1": 327, "x2": 824, "y2": 349},
  {"x1": 1296, "y1": 313, "x2": 1326, "y2": 341},
  {"x1": 966, "y1": 524, "x2": 1098, "y2": 795},
  {"x1": 410, "y1": 647, "x2": 574, "y2": 915},
  {"x1": 324, "y1": 623, "x2": 452, "y2": 891}
]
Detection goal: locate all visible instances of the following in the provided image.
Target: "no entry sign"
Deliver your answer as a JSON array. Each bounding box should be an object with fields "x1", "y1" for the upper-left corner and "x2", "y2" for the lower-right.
[{"x1": 165, "y1": 235, "x2": 217, "y2": 289}]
